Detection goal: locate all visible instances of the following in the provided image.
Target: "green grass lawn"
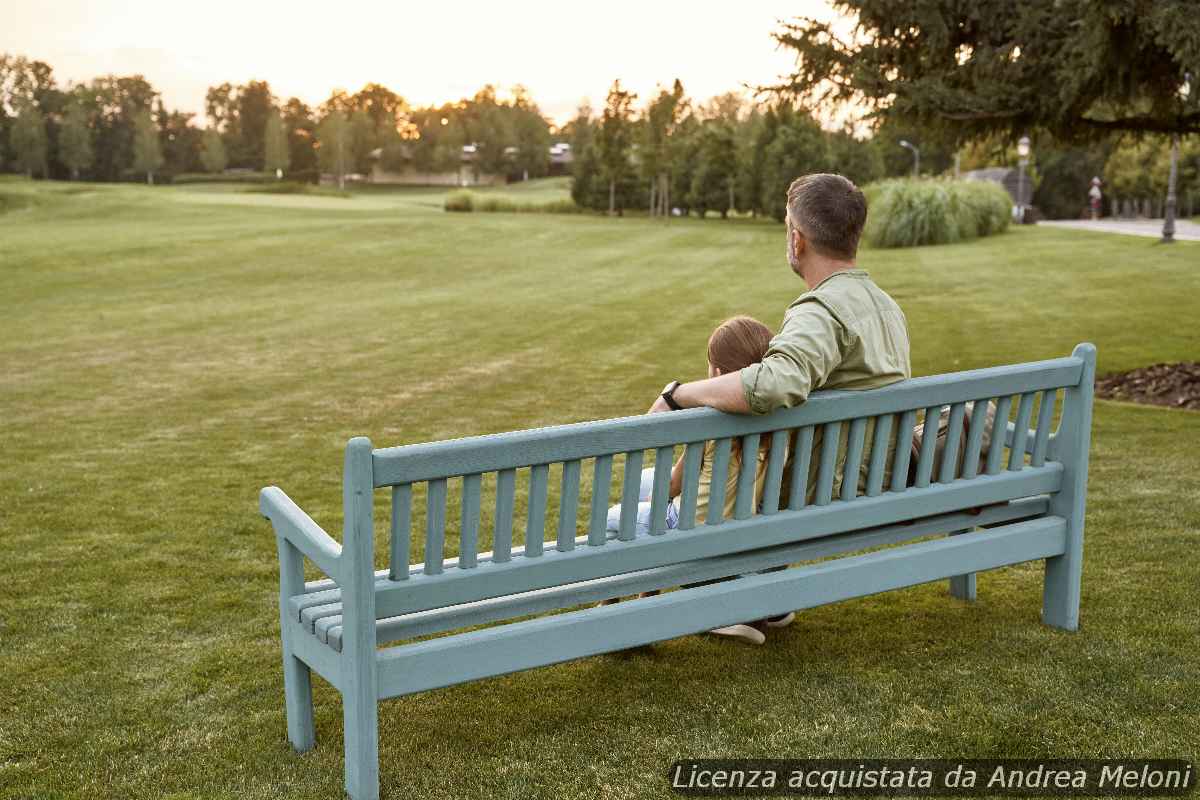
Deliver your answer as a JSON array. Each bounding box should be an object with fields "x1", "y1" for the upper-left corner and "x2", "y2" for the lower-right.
[{"x1": 1, "y1": 179, "x2": 1197, "y2": 799}]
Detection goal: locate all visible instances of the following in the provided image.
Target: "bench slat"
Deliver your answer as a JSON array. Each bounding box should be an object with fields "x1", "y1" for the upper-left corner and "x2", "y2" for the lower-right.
[
  {"x1": 321, "y1": 497, "x2": 1051, "y2": 651},
  {"x1": 388, "y1": 485, "x2": 411, "y2": 581},
  {"x1": 841, "y1": 418, "x2": 868, "y2": 501},
  {"x1": 814, "y1": 422, "x2": 841, "y2": 506},
  {"x1": 375, "y1": 516, "x2": 1067, "y2": 698},
  {"x1": 557, "y1": 460, "x2": 581, "y2": 551},
  {"x1": 939, "y1": 403, "x2": 966, "y2": 483},
  {"x1": 787, "y1": 426, "x2": 814, "y2": 510},
  {"x1": 960, "y1": 400, "x2": 990, "y2": 480},
  {"x1": 322, "y1": 464, "x2": 1062, "y2": 621},
  {"x1": 865, "y1": 414, "x2": 893, "y2": 497},
  {"x1": 588, "y1": 456, "x2": 612, "y2": 545},
  {"x1": 493, "y1": 469, "x2": 516, "y2": 563},
  {"x1": 761, "y1": 430, "x2": 789, "y2": 515},
  {"x1": 1009, "y1": 393, "x2": 1036, "y2": 470},
  {"x1": 460, "y1": 474, "x2": 481, "y2": 569},
  {"x1": 649, "y1": 446, "x2": 673, "y2": 535},
  {"x1": 891, "y1": 410, "x2": 916, "y2": 492},
  {"x1": 734, "y1": 434, "x2": 760, "y2": 519},
  {"x1": 678, "y1": 442, "x2": 704, "y2": 529},
  {"x1": 618, "y1": 450, "x2": 644, "y2": 541},
  {"x1": 1031, "y1": 390, "x2": 1056, "y2": 467},
  {"x1": 914, "y1": 406, "x2": 940, "y2": 488},
  {"x1": 424, "y1": 479, "x2": 447, "y2": 576},
  {"x1": 526, "y1": 464, "x2": 549, "y2": 557},
  {"x1": 371, "y1": 358, "x2": 1084, "y2": 487},
  {"x1": 986, "y1": 395, "x2": 1014, "y2": 474},
  {"x1": 705, "y1": 438, "x2": 733, "y2": 525}
]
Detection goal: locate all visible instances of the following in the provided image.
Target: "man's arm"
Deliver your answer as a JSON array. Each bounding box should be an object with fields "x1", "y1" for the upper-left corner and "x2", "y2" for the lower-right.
[
  {"x1": 648, "y1": 301, "x2": 846, "y2": 416},
  {"x1": 648, "y1": 373, "x2": 749, "y2": 415}
]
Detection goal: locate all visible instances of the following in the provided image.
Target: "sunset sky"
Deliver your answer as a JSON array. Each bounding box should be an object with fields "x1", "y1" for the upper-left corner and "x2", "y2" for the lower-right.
[{"x1": 1, "y1": 1, "x2": 847, "y2": 124}]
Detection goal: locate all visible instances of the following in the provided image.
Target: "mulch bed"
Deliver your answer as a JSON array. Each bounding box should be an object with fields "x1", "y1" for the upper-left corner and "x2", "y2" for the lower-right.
[{"x1": 1095, "y1": 363, "x2": 1200, "y2": 410}]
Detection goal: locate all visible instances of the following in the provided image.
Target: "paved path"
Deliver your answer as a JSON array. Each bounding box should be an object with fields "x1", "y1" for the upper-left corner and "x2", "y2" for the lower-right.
[{"x1": 1037, "y1": 218, "x2": 1200, "y2": 241}]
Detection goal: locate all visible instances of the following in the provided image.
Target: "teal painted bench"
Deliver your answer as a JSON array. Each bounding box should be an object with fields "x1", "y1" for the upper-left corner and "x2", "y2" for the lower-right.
[{"x1": 260, "y1": 344, "x2": 1096, "y2": 800}]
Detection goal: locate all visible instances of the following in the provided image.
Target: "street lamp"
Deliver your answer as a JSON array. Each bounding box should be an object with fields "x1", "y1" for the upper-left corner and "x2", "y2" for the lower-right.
[
  {"x1": 1163, "y1": 73, "x2": 1191, "y2": 244},
  {"x1": 1016, "y1": 135, "x2": 1031, "y2": 222},
  {"x1": 899, "y1": 139, "x2": 920, "y2": 177}
]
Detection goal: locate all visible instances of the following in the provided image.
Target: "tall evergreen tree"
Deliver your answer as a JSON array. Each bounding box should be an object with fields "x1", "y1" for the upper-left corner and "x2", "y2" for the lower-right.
[{"x1": 773, "y1": 0, "x2": 1199, "y2": 142}]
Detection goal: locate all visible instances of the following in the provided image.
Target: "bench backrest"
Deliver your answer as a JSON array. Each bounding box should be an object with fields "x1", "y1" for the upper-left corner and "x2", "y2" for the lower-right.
[{"x1": 338, "y1": 345, "x2": 1095, "y2": 623}]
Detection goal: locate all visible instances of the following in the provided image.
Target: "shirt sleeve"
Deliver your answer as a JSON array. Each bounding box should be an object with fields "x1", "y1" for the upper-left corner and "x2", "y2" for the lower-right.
[{"x1": 738, "y1": 300, "x2": 847, "y2": 415}]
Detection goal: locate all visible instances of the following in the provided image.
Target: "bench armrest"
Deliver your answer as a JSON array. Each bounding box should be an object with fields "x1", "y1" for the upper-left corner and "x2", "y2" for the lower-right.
[{"x1": 260, "y1": 486, "x2": 343, "y2": 581}]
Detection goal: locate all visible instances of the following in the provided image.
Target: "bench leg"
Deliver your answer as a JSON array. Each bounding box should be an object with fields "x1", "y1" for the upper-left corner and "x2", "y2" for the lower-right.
[
  {"x1": 343, "y1": 688, "x2": 379, "y2": 800},
  {"x1": 947, "y1": 529, "x2": 977, "y2": 602},
  {"x1": 1042, "y1": 551, "x2": 1081, "y2": 631},
  {"x1": 282, "y1": 650, "x2": 316, "y2": 752},
  {"x1": 276, "y1": 537, "x2": 316, "y2": 752}
]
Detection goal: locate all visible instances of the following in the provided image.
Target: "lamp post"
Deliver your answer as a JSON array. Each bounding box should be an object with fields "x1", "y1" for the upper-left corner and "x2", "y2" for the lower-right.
[
  {"x1": 1016, "y1": 135, "x2": 1031, "y2": 222},
  {"x1": 899, "y1": 139, "x2": 920, "y2": 177},
  {"x1": 1162, "y1": 73, "x2": 1191, "y2": 244}
]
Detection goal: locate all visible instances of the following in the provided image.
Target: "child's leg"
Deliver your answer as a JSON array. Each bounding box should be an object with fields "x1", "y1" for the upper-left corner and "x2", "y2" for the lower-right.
[{"x1": 638, "y1": 467, "x2": 655, "y2": 501}]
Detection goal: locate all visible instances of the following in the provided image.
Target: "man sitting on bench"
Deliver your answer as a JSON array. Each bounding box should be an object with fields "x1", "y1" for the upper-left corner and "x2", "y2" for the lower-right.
[{"x1": 648, "y1": 172, "x2": 913, "y2": 641}]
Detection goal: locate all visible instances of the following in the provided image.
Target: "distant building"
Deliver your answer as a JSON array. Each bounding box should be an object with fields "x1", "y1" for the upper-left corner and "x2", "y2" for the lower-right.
[{"x1": 364, "y1": 141, "x2": 574, "y2": 187}]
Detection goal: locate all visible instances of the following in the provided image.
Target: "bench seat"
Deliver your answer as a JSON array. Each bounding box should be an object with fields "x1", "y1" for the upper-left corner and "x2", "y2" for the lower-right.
[{"x1": 291, "y1": 496, "x2": 1051, "y2": 654}]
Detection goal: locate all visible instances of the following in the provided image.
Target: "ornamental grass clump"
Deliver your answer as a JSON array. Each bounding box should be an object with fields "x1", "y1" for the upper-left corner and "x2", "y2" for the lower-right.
[
  {"x1": 863, "y1": 178, "x2": 1011, "y2": 248},
  {"x1": 443, "y1": 190, "x2": 475, "y2": 212}
]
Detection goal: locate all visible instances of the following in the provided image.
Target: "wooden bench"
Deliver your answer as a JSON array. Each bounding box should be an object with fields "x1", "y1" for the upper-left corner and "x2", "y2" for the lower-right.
[{"x1": 260, "y1": 344, "x2": 1096, "y2": 800}]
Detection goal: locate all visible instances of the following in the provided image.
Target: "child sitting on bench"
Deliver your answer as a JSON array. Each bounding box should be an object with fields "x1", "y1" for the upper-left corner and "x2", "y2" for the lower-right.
[{"x1": 606, "y1": 315, "x2": 792, "y2": 644}]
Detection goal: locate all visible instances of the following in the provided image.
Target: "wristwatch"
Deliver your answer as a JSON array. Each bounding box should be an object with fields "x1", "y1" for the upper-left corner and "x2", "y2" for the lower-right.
[{"x1": 661, "y1": 381, "x2": 683, "y2": 411}]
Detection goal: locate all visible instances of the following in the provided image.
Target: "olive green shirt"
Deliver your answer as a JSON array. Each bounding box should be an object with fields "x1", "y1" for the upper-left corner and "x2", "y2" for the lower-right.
[{"x1": 738, "y1": 269, "x2": 911, "y2": 503}]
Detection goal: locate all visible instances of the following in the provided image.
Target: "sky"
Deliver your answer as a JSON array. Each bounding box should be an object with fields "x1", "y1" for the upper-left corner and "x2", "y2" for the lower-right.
[{"x1": 1, "y1": 0, "x2": 847, "y2": 125}]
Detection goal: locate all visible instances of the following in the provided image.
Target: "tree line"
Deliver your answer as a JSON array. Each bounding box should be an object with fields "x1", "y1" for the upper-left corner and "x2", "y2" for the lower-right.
[
  {"x1": 564, "y1": 79, "x2": 924, "y2": 220},
  {"x1": 0, "y1": 54, "x2": 556, "y2": 186}
]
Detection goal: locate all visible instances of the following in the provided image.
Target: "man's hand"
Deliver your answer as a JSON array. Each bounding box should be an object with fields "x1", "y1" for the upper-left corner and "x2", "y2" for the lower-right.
[{"x1": 647, "y1": 383, "x2": 675, "y2": 414}]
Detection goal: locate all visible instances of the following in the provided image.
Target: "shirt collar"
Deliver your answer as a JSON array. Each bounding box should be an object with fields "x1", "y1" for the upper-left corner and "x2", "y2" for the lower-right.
[{"x1": 809, "y1": 268, "x2": 869, "y2": 292}]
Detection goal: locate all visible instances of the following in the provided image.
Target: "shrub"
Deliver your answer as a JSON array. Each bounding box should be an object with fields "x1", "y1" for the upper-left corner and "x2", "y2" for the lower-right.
[
  {"x1": 863, "y1": 178, "x2": 1011, "y2": 248},
  {"x1": 171, "y1": 171, "x2": 273, "y2": 185},
  {"x1": 443, "y1": 191, "x2": 582, "y2": 215},
  {"x1": 444, "y1": 191, "x2": 475, "y2": 212},
  {"x1": 246, "y1": 182, "x2": 350, "y2": 198}
]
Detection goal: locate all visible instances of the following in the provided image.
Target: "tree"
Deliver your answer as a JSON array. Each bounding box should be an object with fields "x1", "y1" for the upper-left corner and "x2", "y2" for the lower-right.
[
  {"x1": 200, "y1": 128, "x2": 227, "y2": 174},
  {"x1": 281, "y1": 98, "x2": 317, "y2": 179},
  {"x1": 317, "y1": 111, "x2": 351, "y2": 189},
  {"x1": 264, "y1": 110, "x2": 289, "y2": 176},
  {"x1": 688, "y1": 95, "x2": 744, "y2": 218},
  {"x1": 596, "y1": 80, "x2": 637, "y2": 215},
  {"x1": 10, "y1": 102, "x2": 48, "y2": 178},
  {"x1": 75, "y1": 75, "x2": 157, "y2": 181},
  {"x1": 58, "y1": 99, "x2": 93, "y2": 179},
  {"x1": 510, "y1": 86, "x2": 550, "y2": 181},
  {"x1": 759, "y1": 105, "x2": 830, "y2": 221},
  {"x1": 160, "y1": 108, "x2": 203, "y2": 177},
  {"x1": 640, "y1": 80, "x2": 687, "y2": 216},
  {"x1": 131, "y1": 109, "x2": 163, "y2": 184},
  {"x1": 773, "y1": 1, "x2": 1200, "y2": 142}
]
